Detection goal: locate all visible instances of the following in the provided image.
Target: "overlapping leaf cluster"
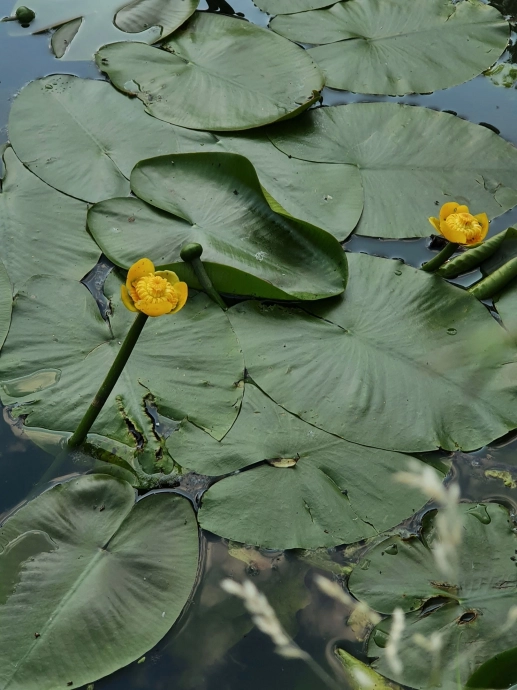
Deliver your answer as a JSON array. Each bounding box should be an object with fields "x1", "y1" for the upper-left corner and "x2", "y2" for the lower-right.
[{"x1": 1, "y1": 1, "x2": 517, "y2": 688}]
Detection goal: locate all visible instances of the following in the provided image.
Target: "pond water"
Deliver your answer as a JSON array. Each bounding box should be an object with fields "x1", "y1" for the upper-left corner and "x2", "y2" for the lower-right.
[{"x1": 1, "y1": 0, "x2": 517, "y2": 688}]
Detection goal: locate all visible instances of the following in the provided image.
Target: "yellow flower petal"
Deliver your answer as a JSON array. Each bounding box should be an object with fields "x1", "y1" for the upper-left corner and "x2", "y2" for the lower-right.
[
  {"x1": 155, "y1": 270, "x2": 180, "y2": 287},
  {"x1": 439, "y1": 219, "x2": 466, "y2": 244},
  {"x1": 439, "y1": 202, "x2": 462, "y2": 221},
  {"x1": 121, "y1": 284, "x2": 138, "y2": 312},
  {"x1": 428, "y1": 216, "x2": 441, "y2": 233},
  {"x1": 135, "y1": 299, "x2": 173, "y2": 317},
  {"x1": 126, "y1": 258, "x2": 155, "y2": 292},
  {"x1": 170, "y1": 282, "x2": 188, "y2": 314},
  {"x1": 474, "y1": 213, "x2": 490, "y2": 239},
  {"x1": 123, "y1": 259, "x2": 188, "y2": 317}
]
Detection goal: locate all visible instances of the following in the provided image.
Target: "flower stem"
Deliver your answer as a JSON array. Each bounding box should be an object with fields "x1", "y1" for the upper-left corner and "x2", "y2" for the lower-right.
[
  {"x1": 191, "y1": 257, "x2": 227, "y2": 310},
  {"x1": 421, "y1": 242, "x2": 459, "y2": 273},
  {"x1": 68, "y1": 311, "x2": 148, "y2": 449},
  {"x1": 180, "y1": 243, "x2": 227, "y2": 310}
]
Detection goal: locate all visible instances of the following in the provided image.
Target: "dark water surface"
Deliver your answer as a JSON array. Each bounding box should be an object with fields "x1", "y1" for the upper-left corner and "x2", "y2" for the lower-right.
[{"x1": 1, "y1": 0, "x2": 517, "y2": 687}]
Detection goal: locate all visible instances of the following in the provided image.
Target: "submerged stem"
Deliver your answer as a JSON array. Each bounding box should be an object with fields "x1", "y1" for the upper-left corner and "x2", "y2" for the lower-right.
[
  {"x1": 68, "y1": 311, "x2": 148, "y2": 449},
  {"x1": 421, "y1": 242, "x2": 459, "y2": 273}
]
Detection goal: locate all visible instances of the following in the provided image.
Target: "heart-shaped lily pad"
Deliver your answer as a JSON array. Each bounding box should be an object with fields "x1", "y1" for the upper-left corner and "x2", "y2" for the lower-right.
[
  {"x1": 10, "y1": 0, "x2": 198, "y2": 60},
  {"x1": 0, "y1": 474, "x2": 199, "y2": 690},
  {"x1": 88, "y1": 152, "x2": 348, "y2": 300},
  {"x1": 8, "y1": 76, "x2": 213, "y2": 204},
  {"x1": 8, "y1": 78, "x2": 362, "y2": 239},
  {"x1": 96, "y1": 12, "x2": 324, "y2": 130},
  {"x1": 349, "y1": 502, "x2": 517, "y2": 690},
  {"x1": 215, "y1": 132, "x2": 363, "y2": 241},
  {"x1": 268, "y1": 103, "x2": 517, "y2": 238},
  {"x1": 0, "y1": 272, "x2": 244, "y2": 466},
  {"x1": 270, "y1": 0, "x2": 508, "y2": 95},
  {"x1": 166, "y1": 384, "x2": 435, "y2": 549},
  {"x1": 0, "y1": 147, "x2": 99, "y2": 293},
  {"x1": 228, "y1": 252, "x2": 517, "y2": 452}
]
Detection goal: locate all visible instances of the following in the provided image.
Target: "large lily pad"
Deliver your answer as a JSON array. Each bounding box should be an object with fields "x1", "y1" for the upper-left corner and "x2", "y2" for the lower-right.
[
  {"x1": 8, "y1": 77, "x2": 362, "y2": 239},
  {"x1": 495, "y1": 278, "x2": 517, "y2": 339},
  {"x1": 0, "y1": 474, "x2": 199, "y2": 690},
  {"x1": 0, "y1": 259, "x2": 12, "y2": 354},
  {"x1": 88, "y1": 152, "x2": 348, "y2": 300},
  {"x1": 167, "y1": 383, "x2": 435, "y2": 549},
  {"x1": 10, "y1": 0, "x2": 198, "y2": 60},
  {"x1": 0, "y1": 272, "x2": 244, "y2": 460},
  {"x1": 253, "y1": 0, "x2": 334, "y2": 13},
  {"x1": 96, "y1": 12, "x2": 324, "y2": 131},
  {"x1": 8, "y1": 76, "x2": 213, "y2": 204},
  {"x1": 216, "y1": 132, "x2": 363, "y2": 241},
  {"x1": 268, "y1": 103, "x2": 517, "y2": 238},
  {"x1": 348, "y1": 502, "x2": 517, "y2": 689},
  {"x1": 0, "y1": 147, "x2": 99, "y2": 293},
  {"x1": 228, "y1": 253, "x2": 517, "y2": 452},
  {"x1": 270, "y1": 0, "x2": 508, "y2": 96}
]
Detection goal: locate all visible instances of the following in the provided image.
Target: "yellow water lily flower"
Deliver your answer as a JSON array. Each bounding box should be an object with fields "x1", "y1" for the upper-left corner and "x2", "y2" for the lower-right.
[
  {"x1": 429, "y1": 202, "x2": 489, "y2": 246},
  {"x1": 121, "y1": 258, "x2": 188, "y2": 317}
]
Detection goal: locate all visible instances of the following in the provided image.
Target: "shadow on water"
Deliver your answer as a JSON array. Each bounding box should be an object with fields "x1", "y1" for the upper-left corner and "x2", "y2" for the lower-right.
[{"x1": 1, "y1": 0, "x2": 517, "y2": 688}]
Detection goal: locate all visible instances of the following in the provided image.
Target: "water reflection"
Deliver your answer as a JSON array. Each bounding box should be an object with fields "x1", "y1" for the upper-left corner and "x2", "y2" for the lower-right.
[{"x1": 93, "y1": 534, "x2": 355, "y2": 690}]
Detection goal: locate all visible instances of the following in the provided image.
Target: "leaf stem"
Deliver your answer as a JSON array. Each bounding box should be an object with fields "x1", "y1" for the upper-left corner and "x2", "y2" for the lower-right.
[
  {"x1": 421, "y1": 242, "x2": 459, "y2": 273},
  {"x1": 68, "y1": 311, "x2": 148, "y2": 449}
]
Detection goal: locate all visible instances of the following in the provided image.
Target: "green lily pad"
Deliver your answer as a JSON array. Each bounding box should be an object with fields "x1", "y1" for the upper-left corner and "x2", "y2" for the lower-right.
[
  {"x1": 88, "y1": 152, "x2": 348, "y2": 300},
  {"x1": 270, "y1": 0, "x2": 508, "y2": 96},
  {"x1": 228, "y1": 253, "x2": 517, "y2": 452},
  {"x1": 216, "y1": 132, "x2": 363, "y2": 241},
  {"x1": 8, "y1": 78, "x2": 361, "y2": 239},
  {"x1": 466, "y1": 646, "x2": 517, "y2": 688},
  {"x1": 96, "y1": 12, "x2": 324, "y2": 131},
  {"x1": 8, "y1": 75, "x2": 213, "y2": 204},
  {"x1": 495, "y1": 277, "x2": 517, "y2": 340},
  {"x1": 0, "y1": 474, "x2": 199, "y2": 690},
  {"x1": 348, "y1": 503, "x2": 517, "y2": 690},
  {"x1": 10, "y1": 0, "x2": 198, "y2": 60},
  {"x1": 271, "y1": 103, "x2": 517, "y2": 238},
  {"x1": 0, "y1": 272, "x2": 244, "y2": 465},
  {"x1": 268, "y1": 103, "x2": 517, "y2": 238},
  {"x1": 253, "y1": 0, "x2": 334, "y2": 13},
  {"x1": 167, "y1": 384, "x2": 437, "y2": 549},
  {"x1": 0, "y1": 147, "x2": 99, "y2": 293},
  {"x1": 0, "y1": 258, "x2": 12, "y2": 354}
]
